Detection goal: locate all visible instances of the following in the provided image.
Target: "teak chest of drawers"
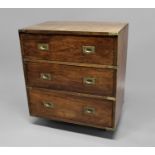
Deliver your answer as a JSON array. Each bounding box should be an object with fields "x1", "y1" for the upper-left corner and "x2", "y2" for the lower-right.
[{"x1": 19, "y1": 21, "x2": 128, "y2": 131}]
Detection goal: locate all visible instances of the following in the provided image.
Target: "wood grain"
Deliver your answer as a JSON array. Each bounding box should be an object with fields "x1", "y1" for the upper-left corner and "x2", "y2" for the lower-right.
[
  {"x1": 114, "y1": 24, "x2": 128, "y2": 128},
  {"x1": 19, "y1": 21, "x2": 128, "y2": 36},
  {"x1": 21, "y1": 34, "x2": 116, "y2": 65},
  {"x1": 28, "y1": 87, "x2": 113, "y2": 128},
  {"x1": 25, "y1": 61, "x2": 116, "y2": 96},
  {"x1": 18, "y1": 21, "x2": 128, "y2": 130}
]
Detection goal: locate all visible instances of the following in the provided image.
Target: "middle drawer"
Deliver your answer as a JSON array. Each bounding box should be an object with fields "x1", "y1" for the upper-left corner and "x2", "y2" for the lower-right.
[{"x1": 25, "y1": 61, "x2": 116, "y2": 96}]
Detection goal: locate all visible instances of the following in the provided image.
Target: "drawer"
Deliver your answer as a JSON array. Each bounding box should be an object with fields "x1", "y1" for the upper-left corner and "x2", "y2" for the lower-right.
[
  {"x1": 21, "y1": 34, "x2": 116, "y2": 65},
  {"x1": 28, "y1": 88, "x2": 113, "y2": 128},
  {"x1": 25, "y1": 62, "x2": 116, "y2": 96}
]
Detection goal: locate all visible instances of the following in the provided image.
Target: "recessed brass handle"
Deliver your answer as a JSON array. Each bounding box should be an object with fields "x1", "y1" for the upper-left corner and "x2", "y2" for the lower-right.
[
  {"x1": 42, "y1": 101, "x2": 54, "y2": 109},
  {"x1": 84, "y1": 107, "x2": 96, "y2": 115},
  {"x1": 40, "y1": 73, "x2": 52, "y2": 80},
  {"x1": 82, "y1": 46, "x2": 95, "y2": 54},
  {"x1": 38, "y1": 43, "x2": 49, "y2": 51},
  {"x1": 83, "y1": 77, "x2": 96, "y2": 85}
]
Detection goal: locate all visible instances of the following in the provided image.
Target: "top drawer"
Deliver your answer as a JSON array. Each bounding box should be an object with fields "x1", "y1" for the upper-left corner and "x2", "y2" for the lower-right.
[{"x1": 20, "y1": 34, "x2": 116, "y2": 65}]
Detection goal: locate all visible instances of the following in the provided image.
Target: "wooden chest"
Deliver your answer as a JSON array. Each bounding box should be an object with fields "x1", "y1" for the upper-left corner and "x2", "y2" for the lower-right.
[{"x1": 19, "y1": 21, "x2": 128, "y2": 131}]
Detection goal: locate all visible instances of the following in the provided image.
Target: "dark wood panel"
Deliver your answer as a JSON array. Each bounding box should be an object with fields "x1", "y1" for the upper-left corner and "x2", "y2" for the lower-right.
[
  {"x1": 25, "y1": 61, "x2": 116, "y2": 96},
  {"x1": 18, "y1": 21, "x2": 129, "y2": 130},
  {"x1": 20, "y1": 34, "x2": 116, "y2": 65},
  {"x1": 114, "y1": 24, "x2": 128, "y2": 128},
  {"x1": 28, "y1": 88, "x2": 113, "y2": 128}
]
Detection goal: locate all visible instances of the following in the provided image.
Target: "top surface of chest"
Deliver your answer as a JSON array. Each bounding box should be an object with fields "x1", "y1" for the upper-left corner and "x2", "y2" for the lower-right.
[{"x1": 19, "y1": 21, "x2": 128, "y2": 36}]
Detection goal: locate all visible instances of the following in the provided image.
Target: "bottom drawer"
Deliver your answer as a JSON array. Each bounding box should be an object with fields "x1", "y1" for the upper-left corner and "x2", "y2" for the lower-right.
[{"x1": 28, "y1": 88, "x2": 113, "y2": 129}]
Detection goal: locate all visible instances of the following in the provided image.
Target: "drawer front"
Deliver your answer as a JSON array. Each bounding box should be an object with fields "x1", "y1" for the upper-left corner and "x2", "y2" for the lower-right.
[
  {"x1": 21, "y1": 34, "x2": 115, "y2": 65},
  {"x1": 25, "y1": 62, "x2": 115, "y2": 96},
  {"x1": 28, "y1": 88, "x2": 113, "y2": 128}
]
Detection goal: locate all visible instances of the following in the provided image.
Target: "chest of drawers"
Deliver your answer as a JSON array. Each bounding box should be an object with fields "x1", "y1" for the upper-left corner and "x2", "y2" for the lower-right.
[{"x1": 19, "y1": 21, "x2": 128, "y2": 131}]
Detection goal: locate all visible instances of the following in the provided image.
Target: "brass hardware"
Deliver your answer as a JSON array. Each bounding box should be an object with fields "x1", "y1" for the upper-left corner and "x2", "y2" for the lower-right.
[
  {"x1": 24, "y1": 59, "x2": 118, "y2": 70},
  {"x1": 26, "y1": 87, "x2": 116, "y2": 102},
  {"x1": 104, "y1": 96, "x2": 116, "y2": 101},
  {"x1": 83, "y1": 77, "x2": 96, "y2": 85},
  {"x1": 38, "y1": 43, "x2": 49, "y2": 51},
  {"x1": 106, "y1": 65, "x2": 118, "y2": 69},
  {"x1": 82, "y1": 46, "x2": 95, "y2": 54},
  {"x1": 42, "y1": 101, "x2": 54, "y2": 108},
  {"x1": 84, "y1": 107, "x2": 95, "y2": 115},
  {"x1": 40, "y1": 73, "x2": 52, "y2": 80}
]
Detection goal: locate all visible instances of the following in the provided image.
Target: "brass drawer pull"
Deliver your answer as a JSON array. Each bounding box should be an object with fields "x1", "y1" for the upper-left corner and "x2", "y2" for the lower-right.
[
  {"x1": 84, "y1": 107, "x2": 95, "y2": 115},
  {"x1": 83, "y1": 77, "x2": 96, "y2": 85},
  {"x1": 42, "y1": 101, "x2": 54, "y2": 108},
  {"x1": 38, "y1": 43, "x2": 49, "y2": 51},
  {"x1": 40, "y1": 73, "x2": 52, "y2": 80},
  {"x1": 82, "y1": 46, "x2": 95, "y2": 54}
]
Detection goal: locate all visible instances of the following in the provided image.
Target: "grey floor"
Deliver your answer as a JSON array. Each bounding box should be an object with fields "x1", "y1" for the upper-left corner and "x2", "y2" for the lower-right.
[{"x1": 0, "y1": 9, "x2": 155, "y2": 146}]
